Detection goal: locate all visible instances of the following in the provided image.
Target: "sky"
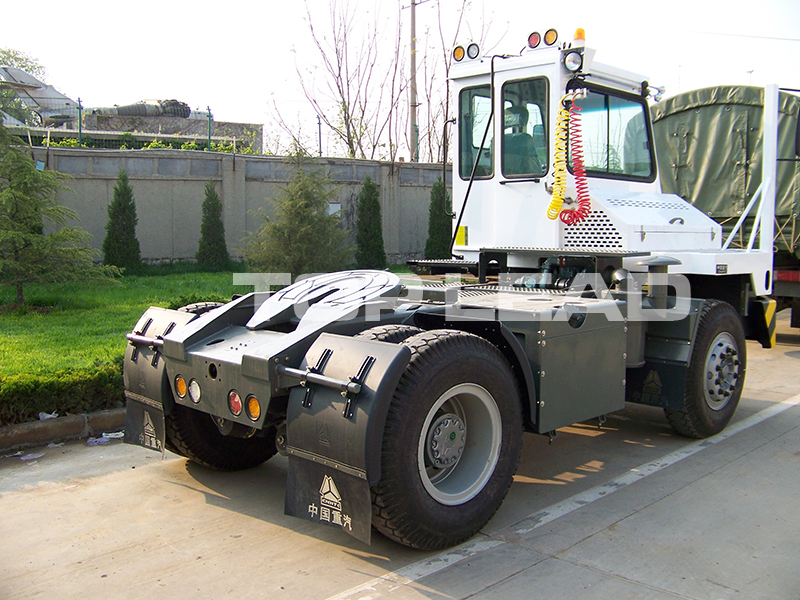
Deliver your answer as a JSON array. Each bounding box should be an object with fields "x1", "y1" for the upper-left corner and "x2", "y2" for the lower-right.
[{"x1": 3, "y1": 0, "x2": 799, "y2": 158}]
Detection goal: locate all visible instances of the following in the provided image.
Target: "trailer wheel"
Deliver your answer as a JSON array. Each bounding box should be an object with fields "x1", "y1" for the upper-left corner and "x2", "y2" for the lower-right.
[
  {"x1": 164, "y1": 301, "x2": 277, "y2": 471},
  {"x1": 372, "y1": 329, "x2": 523, "y2": 550},
  {"x1": 665, "y1": 300, "x2": 746, "y2": 438},
  {"x1": 355, "y1": 324, "x2": 423, "y2": 343}
]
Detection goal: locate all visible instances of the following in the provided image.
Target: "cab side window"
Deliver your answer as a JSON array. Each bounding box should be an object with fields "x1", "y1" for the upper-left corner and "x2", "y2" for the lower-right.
[
  {"x1": 459, "y1": 86, "x2": 493, "y2": 179},
  {"x1": 501, "y1": 78, "x2": 548, "y2": 178}
]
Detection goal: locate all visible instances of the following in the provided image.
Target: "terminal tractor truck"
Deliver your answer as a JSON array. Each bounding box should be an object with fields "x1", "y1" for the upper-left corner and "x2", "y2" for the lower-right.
[{"x1": 124, "y1": 28, "x2": 799, "y2": 550}]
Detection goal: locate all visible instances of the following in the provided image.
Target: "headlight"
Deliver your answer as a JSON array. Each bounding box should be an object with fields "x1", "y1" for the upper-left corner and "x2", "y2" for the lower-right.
[{"x1": 564, "y1": 50, "x2": 583, "y2": 72}]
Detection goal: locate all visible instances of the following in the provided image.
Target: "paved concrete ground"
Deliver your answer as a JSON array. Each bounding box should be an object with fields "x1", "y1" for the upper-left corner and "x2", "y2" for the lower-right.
[{"x1": 1, "y1": 312, "x2": 799, "y2": 600}]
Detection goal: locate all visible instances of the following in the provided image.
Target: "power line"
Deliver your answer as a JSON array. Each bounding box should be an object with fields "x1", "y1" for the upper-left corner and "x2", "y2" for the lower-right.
[{"x1": 665, "y1": 27, "x2": 800, "y2": 42}]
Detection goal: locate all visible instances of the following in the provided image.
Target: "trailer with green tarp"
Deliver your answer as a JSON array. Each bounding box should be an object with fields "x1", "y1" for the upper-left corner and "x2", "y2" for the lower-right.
[{"x1": 651, "y1": 85, "x2": 800, "y2": 323}]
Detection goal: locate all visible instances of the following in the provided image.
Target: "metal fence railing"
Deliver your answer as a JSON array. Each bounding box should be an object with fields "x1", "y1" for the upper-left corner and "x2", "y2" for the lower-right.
[{"x1": 6, "y1": 126, "x2": 259, "y2": 154}]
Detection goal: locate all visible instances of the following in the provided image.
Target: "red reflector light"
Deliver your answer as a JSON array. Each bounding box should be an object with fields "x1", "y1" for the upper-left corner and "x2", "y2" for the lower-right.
[
  {"x1": 228, "y1": 390, "x2": 243, "y2": 416},
  {"x1": 775, "y1": 270, "x2": 800, "y2": 282}
]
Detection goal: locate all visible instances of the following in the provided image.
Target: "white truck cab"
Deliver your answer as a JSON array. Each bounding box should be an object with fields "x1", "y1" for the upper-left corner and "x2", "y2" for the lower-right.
[{"x1": 447, "y1": 28, "x2": 773, "y2": 296}]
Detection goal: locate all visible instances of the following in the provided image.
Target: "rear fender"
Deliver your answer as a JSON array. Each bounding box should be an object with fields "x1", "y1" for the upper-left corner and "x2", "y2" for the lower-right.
[
  {"x1": 284, "y1": 333, "x2": 411, "y2": 544},
  {"x1": 123, "y1": 307, "x2": 198, "y2": 452}
]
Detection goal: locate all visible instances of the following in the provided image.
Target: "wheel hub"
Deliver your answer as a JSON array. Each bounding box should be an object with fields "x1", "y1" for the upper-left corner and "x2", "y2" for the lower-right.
[
  {"x1": 426, "y1": 413, "x2": 466, "y2": 469},
  {"x1": 704, "y1": 333, "x2": 740, "y2": 411}
]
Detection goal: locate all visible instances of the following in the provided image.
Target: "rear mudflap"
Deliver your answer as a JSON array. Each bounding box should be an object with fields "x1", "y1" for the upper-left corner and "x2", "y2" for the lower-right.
[
  {"x1": 283, "y1": 333, "x2": 411, "y2": 544},
  {"x1": 124, "y1": 393, "x2": 166, "y2": 455},
  {"x1": 285, "y1": 455, "x2": 372, "y2": 544}
]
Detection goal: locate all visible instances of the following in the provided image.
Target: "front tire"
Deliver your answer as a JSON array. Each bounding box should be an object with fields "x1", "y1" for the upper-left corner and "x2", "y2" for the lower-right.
[
  {"x1": 371, "y1": 330, "x2": 523, "y2": 550},
  {"x1": 665, "y1": 300, "x2": 746, "y2": 438}
]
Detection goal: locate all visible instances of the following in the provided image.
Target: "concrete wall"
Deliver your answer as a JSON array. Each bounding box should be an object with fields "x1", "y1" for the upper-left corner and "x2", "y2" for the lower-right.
[{"x1": 33, "y1": 148, "x2": 452, "y2": 264}]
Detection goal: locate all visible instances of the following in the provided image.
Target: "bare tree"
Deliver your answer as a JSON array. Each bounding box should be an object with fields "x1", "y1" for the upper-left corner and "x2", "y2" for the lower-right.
[
  {"x1": 405, "y1": 0, "x2": 480, "y2": 163},
  {"x1": 268, "y1": 95, "x2": 319, "y2": 156},
  {"x1": 274, "y1": 0, "x2": 406, "y2": 161},
  {"x1": 268, "y1": 0, "x2": 494, "y2": 163}
]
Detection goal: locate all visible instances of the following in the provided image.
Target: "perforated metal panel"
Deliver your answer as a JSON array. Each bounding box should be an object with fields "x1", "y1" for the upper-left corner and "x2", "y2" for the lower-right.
[
  {"x1": 562, "y1": 210, "x2": 624, "y2": 249},
  {"x1": 605, "y1": 197, "x2": 691, "y2": 211}
]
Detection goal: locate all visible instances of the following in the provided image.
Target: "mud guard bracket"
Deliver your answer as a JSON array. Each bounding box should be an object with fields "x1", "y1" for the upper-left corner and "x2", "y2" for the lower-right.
[{"x1": 284, "y1": 333, "x2": 411, "y2": 544}]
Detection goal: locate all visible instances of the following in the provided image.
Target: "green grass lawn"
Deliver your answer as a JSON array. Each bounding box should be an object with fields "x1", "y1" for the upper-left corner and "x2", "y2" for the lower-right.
[
  {"x1": 0, "y1": 265, "x2": 416, "y2": 425},
  {"x1": 0, "y1": 265, "x2": 416, "y2": 377},
  {"x1": 0, "y1": 272, "x2": 250, "y2": 377}
]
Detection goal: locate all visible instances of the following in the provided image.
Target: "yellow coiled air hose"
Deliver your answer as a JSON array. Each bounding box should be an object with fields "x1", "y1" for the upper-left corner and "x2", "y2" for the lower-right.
[{"x1": 546, "y1": 94, "x2": 572, "y2": 220}]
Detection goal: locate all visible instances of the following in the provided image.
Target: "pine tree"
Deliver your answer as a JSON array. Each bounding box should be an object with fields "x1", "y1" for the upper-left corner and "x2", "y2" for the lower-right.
[
  {"x1": 355, "y1": 175, "x2": 386, "y2": 269},
  {"x1": 424, "y1": 177, "x2": 452, "y2": 259},
  {"x1": 244, "y1": 160, "x2": 352, "y2": 279},
  {"x1": 102, "y1": 170, "x2": 141, "y2": 272},
  {"x1": 195, "y1": 182, "x2": 229, "y2": 270},
  {"x1": 0, "y1": 125, "x2": 118, "y2": 304}
]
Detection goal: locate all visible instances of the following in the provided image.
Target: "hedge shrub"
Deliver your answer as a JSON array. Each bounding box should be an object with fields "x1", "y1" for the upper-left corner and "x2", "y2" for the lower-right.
[
  {"x1": 425, "y1": 177, "x2": 452, "y2": 259},
  {"x1": 355, "y1": 175, "x2": 386, "y2": 269},
  {"x1": 0, "y1": 359, "x2": 124, "y2": 427},
  {"x1": 195, "y1": 182, "x2": 230, "y2": 271}
]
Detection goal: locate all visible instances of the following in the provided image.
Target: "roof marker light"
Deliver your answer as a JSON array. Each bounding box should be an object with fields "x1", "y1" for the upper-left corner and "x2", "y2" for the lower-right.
[
  {"x1": 544, "y1": 28, "x2": 558, "y2": 46},
  {"x1": 453, "y1": 46, "x2": 465, "y2": 62},
  {"x1": 528, "y1": 31, "x2": 541, "y2": 49},
  {"x1": 467, "y1": 43, "x2": 480, "y2": 59}
]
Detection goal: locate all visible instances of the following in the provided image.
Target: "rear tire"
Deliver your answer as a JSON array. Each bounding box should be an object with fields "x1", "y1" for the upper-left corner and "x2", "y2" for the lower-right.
[
  {"x1": 665, "y1": 300, "x2": 746, "y2": 438},
  {"x1": 371, "y1": 329, "x2": 523, "y2": 550},
  {"x1": 176, "y1": 302, "x2": 224, "y2": 315},
  {"x1": 165, "y1": 404, "x2": 277, "y2": 471},
  {"x1": 355, "y1": 324, "x2": 423, "y2": 343},
  {"x1": 165, "y1": 301, "x2": 277, "y2": 470}
]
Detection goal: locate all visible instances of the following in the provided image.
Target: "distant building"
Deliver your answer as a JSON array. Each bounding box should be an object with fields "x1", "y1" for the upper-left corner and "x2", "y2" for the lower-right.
[{"x1": 1, "y1": 65, "x2": 262, "y2": 152}]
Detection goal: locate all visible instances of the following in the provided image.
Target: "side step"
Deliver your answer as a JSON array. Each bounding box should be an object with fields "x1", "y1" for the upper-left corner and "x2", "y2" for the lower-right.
[{"x1": 406, "y1": 258, "x2": 478, "y2": 276}]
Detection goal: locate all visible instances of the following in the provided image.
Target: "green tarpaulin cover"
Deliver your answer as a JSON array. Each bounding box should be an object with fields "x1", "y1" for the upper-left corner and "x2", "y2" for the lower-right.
[{"x1": 651, "y1": 86, "x2": 799, "y2": 254}]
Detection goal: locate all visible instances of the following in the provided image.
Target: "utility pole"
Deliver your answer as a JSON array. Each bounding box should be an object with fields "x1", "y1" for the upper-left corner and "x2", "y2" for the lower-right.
[
  {"x1": 318, "y1": 114, "x2": 323, "y2": 157},
  {"x1": 409, "y1": 0, "x2": 418, "y2": 162},
  {"x1": 206, "y1": 107, "x2": 212, "y2": 150},
  {"x1": 77, "y1": 98, "x2": 83, "y2": 145}
]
